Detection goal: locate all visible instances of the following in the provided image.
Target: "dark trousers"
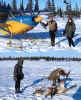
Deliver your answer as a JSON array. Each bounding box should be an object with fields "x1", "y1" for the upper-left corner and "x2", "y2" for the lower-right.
[
  {"x1": 15, "y1": 80, "x2": 21, "y2": 93},
  {"x1": 67, "y1": 36, "x2": 75, "y2": 47},
  {"x1": 49, "y1": 31, "x2": 56, "y2": 46}
]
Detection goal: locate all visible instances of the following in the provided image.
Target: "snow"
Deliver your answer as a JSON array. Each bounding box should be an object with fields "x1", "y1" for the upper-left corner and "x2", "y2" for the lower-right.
[
  {"x1": 0, "y1": 60, "x2": 81, "y2": 100},
  {"x1": 0, "y1": 15, "x2": 81, "y2": 58}
]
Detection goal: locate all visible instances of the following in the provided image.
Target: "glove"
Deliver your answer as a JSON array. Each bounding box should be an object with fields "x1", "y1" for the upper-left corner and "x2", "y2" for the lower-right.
[
  {"x1": 40, "y1": 22, "x2": 46, "y2": 29},
  {"x1": 63, "y1": 30, "x2": 66, "y2": 36},
  {"x1": 71, "y1": 33, "x2": 74, "y2": 38}
]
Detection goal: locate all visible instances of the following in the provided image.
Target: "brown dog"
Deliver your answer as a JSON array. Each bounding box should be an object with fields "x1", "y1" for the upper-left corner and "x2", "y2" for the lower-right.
[{"x1": 48, "y1": 68, "x2": 70, "y2": 86}]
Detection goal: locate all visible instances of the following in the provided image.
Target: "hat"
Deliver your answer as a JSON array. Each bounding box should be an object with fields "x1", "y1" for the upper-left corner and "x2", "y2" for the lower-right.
[
  {"x1": 48, "y1": 15, "x2": 54, "y2": 19},
  {"x1": 18, "y1": 58, "x2": 24, "y2": 65}
]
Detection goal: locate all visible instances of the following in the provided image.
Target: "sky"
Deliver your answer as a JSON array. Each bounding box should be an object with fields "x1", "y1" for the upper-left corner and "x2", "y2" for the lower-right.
[{"x1": 2, "y1": 0, "x2": 81, "y2": 11}]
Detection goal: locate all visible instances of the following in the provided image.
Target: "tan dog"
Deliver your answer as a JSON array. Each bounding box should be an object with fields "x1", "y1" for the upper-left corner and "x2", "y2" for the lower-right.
[
  {"x1": 33, "y1": 80, "x2": 76, "y2": 98},
  {"x1": 48, "y1": 68, "x2": 70, "y2": 86}
]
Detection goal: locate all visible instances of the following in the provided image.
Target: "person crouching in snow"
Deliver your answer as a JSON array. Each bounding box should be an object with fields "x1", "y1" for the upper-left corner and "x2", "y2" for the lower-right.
[
  {"x1": 48, "y1": 68, "x2": 70, "y2": 86},
  {"x1": 63, "y1": 17, "x2": 76, "y2": 47},
  {"x1": 40, "y1": 15, "x2": 57, "y2": 46},
  {"x1": 14, "y1": 58, "x2": 24, "y2": 93}
]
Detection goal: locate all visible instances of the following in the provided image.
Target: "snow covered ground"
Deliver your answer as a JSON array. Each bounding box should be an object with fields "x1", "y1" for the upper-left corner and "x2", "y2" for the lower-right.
[
  {"x1": 0, "y1": 15, "x2": 81, "y2": 58},
  {"x1": 0, "y1": 60, "x2": 81, "y2": 100}
]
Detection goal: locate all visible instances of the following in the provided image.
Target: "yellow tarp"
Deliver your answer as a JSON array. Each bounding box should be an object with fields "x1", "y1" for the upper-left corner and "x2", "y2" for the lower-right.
[{"x1": 0, "y1": 21, "x2": 32, "y2": 35}]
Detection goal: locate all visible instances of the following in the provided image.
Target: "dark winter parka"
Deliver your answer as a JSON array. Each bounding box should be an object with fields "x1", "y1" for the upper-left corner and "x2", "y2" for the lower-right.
[
  {"x1": 64, "y1": 18, "x2": 76, "y2": 38},
  {"x1": 14, "y1": 59, "x2": 24, "y2": 81}
]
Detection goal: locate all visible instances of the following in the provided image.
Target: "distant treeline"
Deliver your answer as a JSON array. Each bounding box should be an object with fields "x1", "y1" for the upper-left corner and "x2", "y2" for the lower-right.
[
  {"x1": 0, "y1": 0, "x2": 81, "y2": 17},
  {"x1": 0, "y1": 57, "x2": 81, "y2": 61}
]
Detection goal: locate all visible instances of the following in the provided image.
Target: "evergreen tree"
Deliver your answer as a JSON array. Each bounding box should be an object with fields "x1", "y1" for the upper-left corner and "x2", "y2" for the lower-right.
[
  {"x1": 66, "y1": 2, "x2": 72, "y2": 17},
  {"x1": 13, "y1": 0, "x2": 17, "y2": 10},
  {"x1": 57, "y1": 8, "x2": 63, "y2": 17},
  {"x1": 44, "y1": 0, "x2": 51, "y2": 11},
  {"x1": 80, "y1": 7, "x2": 81, "y2": 14},
  {"x1": 0, "y1": 0, "x2": 7, "y2": 9},
  {"x1": 0, "y1": 1, "x2": 1, "y2": 8},
  {"x1": 74, "y1": 2, "x2": 80, "y2": 17},
  {"x1": 34, "y1": 0, "x2": 39, "y2": 12},
  {"x1": 3, "y1": 1, "x2": 7, "y2": 9},
  {"x1": 25, "y1": 3, "x2": 29, "y2": 11},
  {"x1": 66, "y1": 4, "x2": 71, "y2": 12},
  {"x1": 1, "y1": 0, "x2": 3, "y2": 6},
  {"x1": 25, "y1": 0, "x2": 33, "y2": 15},
  {"x1": 20, "y1": 0, "x2": 24, "y2": 11},
  {"x1": 51, "y1": 0, "x2": 56, "y2": 15},
  {"x1": 7, "y1": 3, "x2": 11, "y2": 10},
  {"x1": 75, "y1": 2, "x2": 79, "y2": 12},
  {"x1": 48, "y1": 0, "x2": 51, "y2": 11},
  {"x1": 0, "y1": 0, "x2": 3, "y2": 8},
  {"x1": 26, "y1": 0, "x2": 32, "y2": 11}
]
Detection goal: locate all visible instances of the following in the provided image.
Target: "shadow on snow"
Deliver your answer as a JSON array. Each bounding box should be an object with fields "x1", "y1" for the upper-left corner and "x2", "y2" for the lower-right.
[
  {"x1": 21, "y1": 77, "x2": 72, "y2": 94},
  {"x1": 0, "y1": 29, "x2": 64, "y2": 39},
  {"x1": 0, "y1": 29, "x2": 79, "y2": 46},
  {"x1": 75, "y1": 37, "x2": 81, "y2": 45},
  {"x1": 21, "y1": 77, "x2": 44, "y2": 93},
  {"x1": 73, "y1": 86, "x2": 81, "y2": 100}
]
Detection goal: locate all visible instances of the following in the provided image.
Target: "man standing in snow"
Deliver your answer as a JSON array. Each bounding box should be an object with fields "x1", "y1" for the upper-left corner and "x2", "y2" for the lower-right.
[
  {"x1": 14, "y1": 58, "x2": 24, "y2": 93},
  {"x1": 40, "y1": 15, "x2": 57, "y2": 46},
  {"x1": 63, "y1": 17, "x2": 76, "y2": 47}
]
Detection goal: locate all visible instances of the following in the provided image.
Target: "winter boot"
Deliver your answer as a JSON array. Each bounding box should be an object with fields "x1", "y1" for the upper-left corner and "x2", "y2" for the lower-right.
[{"x1": 51, "y1": 41, "x2": 55, "y2": 47}]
